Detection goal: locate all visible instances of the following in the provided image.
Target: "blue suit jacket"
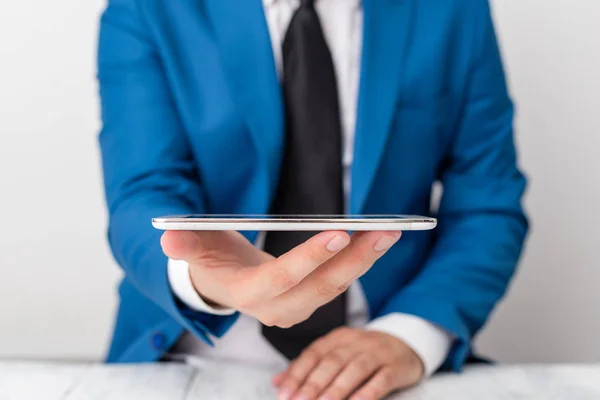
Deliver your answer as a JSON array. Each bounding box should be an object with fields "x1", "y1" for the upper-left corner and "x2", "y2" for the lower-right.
[{"x1": 98, "y1": 0, "x2": 528, "y2": 371}]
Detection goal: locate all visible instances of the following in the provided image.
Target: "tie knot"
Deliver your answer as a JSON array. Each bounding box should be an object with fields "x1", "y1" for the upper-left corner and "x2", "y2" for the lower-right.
[{"x1": 300, "y1": 0, "x2": 315, "y2": 8}]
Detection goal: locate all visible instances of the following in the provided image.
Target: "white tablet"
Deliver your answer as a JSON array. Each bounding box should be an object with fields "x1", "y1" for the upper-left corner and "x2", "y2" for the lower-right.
[{"x1": 152, "y1": 215, "x2": 437, "y2": 231}]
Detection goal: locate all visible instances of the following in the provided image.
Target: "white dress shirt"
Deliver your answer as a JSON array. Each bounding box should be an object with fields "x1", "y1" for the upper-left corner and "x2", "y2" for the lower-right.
[{"x1": 168, "y1": 0, "x2": 452, "y2": 378}]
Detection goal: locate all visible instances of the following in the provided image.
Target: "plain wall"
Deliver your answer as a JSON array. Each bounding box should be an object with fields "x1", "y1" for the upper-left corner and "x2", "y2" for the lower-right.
[
  {"x1": 475, "y1": 0, "x2": 600, "y2": 362},
  {"x1": 0, "y1": 0, "x2": 598, "y2": 362}
]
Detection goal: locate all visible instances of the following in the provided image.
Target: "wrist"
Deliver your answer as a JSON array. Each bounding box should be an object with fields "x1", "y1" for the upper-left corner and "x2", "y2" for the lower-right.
[
  {"x1": 188, "y1": 262, "x2": 234, "y2": 310},
  {"x1": 366, "y1": 313, "x2": 453, "y2": 377},
  {"x1": 167, "y1": 258, "x2": 236, "y2": 314},
  {"x1": 393, "y1": 335, "x2": 425, "y2": 380}
]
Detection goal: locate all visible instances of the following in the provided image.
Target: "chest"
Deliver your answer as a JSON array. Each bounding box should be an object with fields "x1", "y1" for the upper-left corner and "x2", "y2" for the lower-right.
[{"x1": 138, "y1": 0, "x2": 468, "y2": 212}]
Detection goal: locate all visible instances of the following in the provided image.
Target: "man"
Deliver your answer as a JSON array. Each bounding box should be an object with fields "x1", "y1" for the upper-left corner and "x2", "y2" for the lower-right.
[{"x1": 98, "y1": 0, "x2": 528, "y2": 399}]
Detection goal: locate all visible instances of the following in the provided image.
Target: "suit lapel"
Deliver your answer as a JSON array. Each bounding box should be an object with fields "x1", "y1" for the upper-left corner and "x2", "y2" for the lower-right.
[
  {"x1": 205, "y1": 0, "x2": 414, "y2": 213},
  {"x1": 351, "y1": 0, "x2": 414, "y2": 213},
  {"x1": 204, "y1": 0, "x2": 284, "y2": 195}
]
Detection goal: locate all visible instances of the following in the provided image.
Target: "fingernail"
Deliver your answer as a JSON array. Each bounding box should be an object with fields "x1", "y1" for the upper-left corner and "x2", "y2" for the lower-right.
[
  {"x1": 272, "y1": 377, "x2": 283, "y2": 387},
  {"x1": 327, "y1": 235, "x2": 350, "y2": 252},
  {"x1": 278, "y1": 389, "x2": 292, "y2": 400},
  {"x1": 272, "y1": 371, "x2": 285, "y2": 386},
  {"x1": 374, "y1": 234, "x2": 400, "y2": 252}
]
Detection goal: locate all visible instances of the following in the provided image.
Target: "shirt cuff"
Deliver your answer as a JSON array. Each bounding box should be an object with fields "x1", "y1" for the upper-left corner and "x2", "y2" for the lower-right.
[
  {"x1": 365, "y1": 313, "x2": 454, "y2": 377},
  {"x1": 167, "y1": 258, "x2": 236, "y2": 316}
]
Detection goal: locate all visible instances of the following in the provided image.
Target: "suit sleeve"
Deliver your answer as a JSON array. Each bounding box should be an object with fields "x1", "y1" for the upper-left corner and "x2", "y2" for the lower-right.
[
  {"x1": 378, "y1": 2, "x2": 528, "y2": 371},
  {"x1": 98, "y1": 0, "x2": 238, "y2": 343}
]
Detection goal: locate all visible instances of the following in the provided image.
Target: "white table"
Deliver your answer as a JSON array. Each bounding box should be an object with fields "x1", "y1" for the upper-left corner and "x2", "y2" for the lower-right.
[{"x1": 1, "y1": 359, "x2": 599, "y2": 399}]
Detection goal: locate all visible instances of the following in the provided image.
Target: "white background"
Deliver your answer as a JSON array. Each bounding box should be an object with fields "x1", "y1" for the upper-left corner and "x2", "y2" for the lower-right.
[{"x1": 0, "y1": 0, "x2": 598, "y2": 362}]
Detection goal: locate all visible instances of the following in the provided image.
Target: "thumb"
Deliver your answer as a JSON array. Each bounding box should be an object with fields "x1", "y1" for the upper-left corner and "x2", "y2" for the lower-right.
[{"x1": 160, "y1": 230, "x2": 215, "y2": 262}]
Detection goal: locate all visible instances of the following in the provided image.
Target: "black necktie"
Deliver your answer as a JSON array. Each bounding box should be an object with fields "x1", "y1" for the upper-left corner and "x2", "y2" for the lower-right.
[{"x1": 262, "y1": 0, "x2": 346, "y2": 360}]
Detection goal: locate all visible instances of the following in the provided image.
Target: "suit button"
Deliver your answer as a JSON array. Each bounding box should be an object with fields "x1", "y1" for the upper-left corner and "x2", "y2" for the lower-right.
[{"x1": 151, "y1": 332, "x2": 167, "y2": 350}]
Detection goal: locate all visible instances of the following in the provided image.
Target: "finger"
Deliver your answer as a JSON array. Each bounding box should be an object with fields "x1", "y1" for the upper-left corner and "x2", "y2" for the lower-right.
[
  {"x1": 321, "y1": 353, "x2": 381, "y2": 400},
  {"x1": 278, "y1": 328, "x2": 358, "y2": 400},
  {"x1": 249, "y1": 231, "x2": 351, "y2": 299},
  {"x1": 349, "y1": 366, "x2": 412, "y2": 400},
  {"x1": 272, "y1": 371, "x2": 286, "y2": 387},
  {"x1": 280, "y1": 231, "x2": 401, "y2": 310},
  {"x1": 160, "y1": 230, "x2": 201, "y2": 260},
  {"x1": 277, "y1": 350, "x2": 320, "y2": 400},
  {"x1": 292, "y1": 345, "x2": 364, "y2": 400},
  {"x1": 160, "y1": 230, "x2": 240, "y2": 262}
]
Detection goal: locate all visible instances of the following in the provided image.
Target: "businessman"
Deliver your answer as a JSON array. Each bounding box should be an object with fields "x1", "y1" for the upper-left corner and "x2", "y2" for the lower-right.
[{"x1": 98, "y1": 0, "x2": 528, "y2": 399}]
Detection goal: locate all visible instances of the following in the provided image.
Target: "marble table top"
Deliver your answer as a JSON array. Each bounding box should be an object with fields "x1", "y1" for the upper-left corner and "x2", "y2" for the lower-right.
[{"x1": 1, "y1": 359, "x2": 599, "y2": 399}]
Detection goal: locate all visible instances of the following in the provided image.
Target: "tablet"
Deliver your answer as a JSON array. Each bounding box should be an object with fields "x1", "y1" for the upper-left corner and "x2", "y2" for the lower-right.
[{"x1": 152, "y1": 215, "x2": 437, "y2": 231}]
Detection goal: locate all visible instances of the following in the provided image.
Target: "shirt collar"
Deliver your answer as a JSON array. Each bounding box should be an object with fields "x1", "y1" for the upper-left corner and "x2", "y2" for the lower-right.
[{"x1": 263, "y1": 0, "x2": 361, "y2": 8}]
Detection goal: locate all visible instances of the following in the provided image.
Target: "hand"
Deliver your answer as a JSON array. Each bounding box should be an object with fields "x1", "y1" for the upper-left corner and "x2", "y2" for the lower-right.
[
  {"x1": 273, "y1": 328, "x2": 424, "y2": 400},
  {"x1": 160, "y1": 230, "x2": 400, "y2": 328}
]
